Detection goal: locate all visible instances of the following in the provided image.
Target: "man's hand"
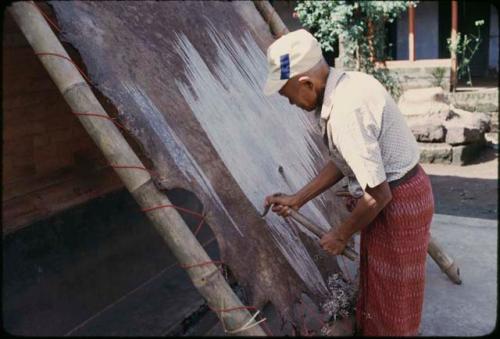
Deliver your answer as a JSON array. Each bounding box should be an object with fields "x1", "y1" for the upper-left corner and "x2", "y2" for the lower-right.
[
  {"x1": 320, "y1": 180, "x2": 392, "y2": 254},
  {"x1": 263, "y1": 161, "x2": 343, "y2": 218},
  {"x1": 264, "y1": 193, "x2": 302, "y2": 217},
  {"x1": 319, "y1": 228, "x2": 349, "y2": 255}
]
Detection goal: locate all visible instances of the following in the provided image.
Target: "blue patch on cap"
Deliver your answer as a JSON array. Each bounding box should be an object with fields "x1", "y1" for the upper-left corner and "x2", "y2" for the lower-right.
[{"x1": 280, "y1": 54, "x2": 290, "y2": 80}]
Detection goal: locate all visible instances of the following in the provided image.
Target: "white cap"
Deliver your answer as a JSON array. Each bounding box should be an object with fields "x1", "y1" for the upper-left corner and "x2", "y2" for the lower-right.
[{"x1": 263, "y1": 29, "x2": 323, "y2": 96}]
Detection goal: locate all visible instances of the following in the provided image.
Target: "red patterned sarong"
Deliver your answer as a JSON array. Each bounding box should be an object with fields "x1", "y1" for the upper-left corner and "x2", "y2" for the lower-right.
[{"x1": 354, "y1": 165, "x2": 434, "y2": 336}]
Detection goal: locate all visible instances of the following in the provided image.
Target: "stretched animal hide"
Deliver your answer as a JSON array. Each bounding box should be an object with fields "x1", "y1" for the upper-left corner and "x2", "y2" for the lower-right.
[{"x1": 50, "y1": 0, "x2": 353, "y2": 329}]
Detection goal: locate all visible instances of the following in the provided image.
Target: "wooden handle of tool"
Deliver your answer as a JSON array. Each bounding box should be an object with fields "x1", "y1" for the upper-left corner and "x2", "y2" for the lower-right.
[
  {"x1": 288, "y1": 209, "x2": 326, "y2": 237},
  {"x1": 341, "y1": 247, "x2": 358, "y2": 262},
  {"x1": 287, "y1": 209, "x2": 358, "y2": 261},
  {"x1": 427, "y1": 236, "x2": 462, "y2": 285}
]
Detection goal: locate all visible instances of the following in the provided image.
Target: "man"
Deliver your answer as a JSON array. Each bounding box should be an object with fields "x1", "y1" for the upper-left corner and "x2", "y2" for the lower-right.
[{"x1": 262, "y1": 29, "x2": 434, "y2": 336}]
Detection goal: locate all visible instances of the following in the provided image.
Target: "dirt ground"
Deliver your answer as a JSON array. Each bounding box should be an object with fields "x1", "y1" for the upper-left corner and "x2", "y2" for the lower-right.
[
  {"x1": 421, "y1": 147, "x2": 498, "y2": 220},
  {"x1": 419, "y1": 146, "x2": 498, "y2": 336}
]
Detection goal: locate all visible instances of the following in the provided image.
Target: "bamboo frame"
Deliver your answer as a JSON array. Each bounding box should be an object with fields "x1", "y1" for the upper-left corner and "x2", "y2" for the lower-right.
[
  {"x1": 9, "y1": 2, "x2": 266, "y2": 336},
  {"x1": 428, "y1": 236, "x2": 462, "y2": 284},
  {"x1": 450, "y1": 0, "x2": 459, "y2": 91},
  {"x1": 252, "y1": 0, "x2": 462, "y2": 286},
  {"x1": 253, "y1": 0, "x2": 289, "y2": 37},
  {"x1": 408, "y1": 4, "x2": 416, "y2": 61}
]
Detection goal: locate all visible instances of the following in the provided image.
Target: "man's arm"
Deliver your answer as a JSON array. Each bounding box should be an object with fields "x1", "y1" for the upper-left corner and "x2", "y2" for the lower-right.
[
  {"x1": 320, "y1": 180, "x2": 392, "y2": 255},
  {"x1": 265, "y1": 160, "x2": 344, "y2": 216},
  {"x1": 296, "y1": 160, "x2": 345, "y2": 206}
]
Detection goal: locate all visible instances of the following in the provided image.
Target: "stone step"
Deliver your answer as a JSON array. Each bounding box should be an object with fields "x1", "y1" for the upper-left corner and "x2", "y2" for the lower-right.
[
  {"x1": 418, "y1": 141, "x2": 488, "y2": 166},
  {"x1": 485, "y1": 132, "x2": 498, "y2": 150},
  {"x1": 418, "y1": 143, "x2": 453, "y2": 164},
  {"x1": 446, "y1": 88, "x2": 498, "y2": 112}
]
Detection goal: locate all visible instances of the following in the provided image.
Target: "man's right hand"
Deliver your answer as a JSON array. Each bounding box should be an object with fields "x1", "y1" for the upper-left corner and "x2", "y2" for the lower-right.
[{"x1": 264, "y1": 193, "x2": 303, "y2": 218}]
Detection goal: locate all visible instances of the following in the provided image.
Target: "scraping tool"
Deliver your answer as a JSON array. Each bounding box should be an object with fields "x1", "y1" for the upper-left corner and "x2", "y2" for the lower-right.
[{"x1": 261, "y1": 193, "x2": 358, "y2": 261}]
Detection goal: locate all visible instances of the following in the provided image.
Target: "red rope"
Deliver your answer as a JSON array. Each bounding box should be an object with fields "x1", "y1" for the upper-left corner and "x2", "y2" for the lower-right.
[
  {"x1": 31, "y1": 1, "x2": 61, "y2": 33},
  {"x1": 141, "y1": 204, "x2": 202, "y2": 217},
  {"x1": 140, "y1": 201, "x2": 273, "y2": 333},
  {"x1": 29, "y1": 8, "x2": 274, "y2": 328},
  {"x1": 193, "y1": 212, "x2": 207, "y2": 236},
  {"x1": 73, "y1": 112, "x2": 126, "y2": 130},
  {"x1": 35, "y1": 52, "x2": 93, "y2": 84},
  {"x1": 179, "y1": 260, "x2": 224, "y2": 269},
  {"x1": 109, "y1": 164, "x2": 157, "y2": 177}
]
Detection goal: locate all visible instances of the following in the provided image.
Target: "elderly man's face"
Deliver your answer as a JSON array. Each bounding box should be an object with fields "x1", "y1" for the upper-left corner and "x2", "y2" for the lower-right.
[{"x1": 278, "y1": 76, "x2": 319, "y2": 112}]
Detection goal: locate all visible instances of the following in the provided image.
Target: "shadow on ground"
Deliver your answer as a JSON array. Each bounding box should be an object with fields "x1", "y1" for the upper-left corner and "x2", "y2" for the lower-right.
[
  {"x1": 428, "y1": 175, "x2": 498, "y2": 220},
  {"x1": 467, "y1": 147, "x2": 498, "y2": 165}
]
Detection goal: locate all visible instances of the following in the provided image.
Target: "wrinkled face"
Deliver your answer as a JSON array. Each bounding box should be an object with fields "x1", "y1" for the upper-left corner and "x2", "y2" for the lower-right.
[{"x1": 278, "y1": 76, "x2": 319, "y2": 112}]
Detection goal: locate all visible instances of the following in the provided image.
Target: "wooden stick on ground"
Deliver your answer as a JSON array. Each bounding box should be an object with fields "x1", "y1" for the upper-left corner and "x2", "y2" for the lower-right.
[
  {"x1": 428, "y1": 237, "x2": 462, "y2": 284},
  {"x1": 255, "y1": 0, "x2": 462, "y2": 286},
  {"x1": 9, "y1": 2, "x2": 266, "y2": 335}
]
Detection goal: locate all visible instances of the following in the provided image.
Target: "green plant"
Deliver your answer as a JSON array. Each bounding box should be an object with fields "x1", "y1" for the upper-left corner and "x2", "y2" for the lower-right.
[
  {"x1": 294, "y1": 1, "x2": 415, "y2": 99},
  {"x1": 431, "y1": 67, "x2": 446, "y2": 88},
  {"x1": 447, "y1": 20, "x2": 484, "y2": 87}
]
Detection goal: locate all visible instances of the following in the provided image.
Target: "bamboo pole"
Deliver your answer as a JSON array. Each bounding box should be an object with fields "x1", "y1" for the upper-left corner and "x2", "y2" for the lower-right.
[
  {"x1": 408, "y1": 3, "x2": 416, "y2": 61},
  {"x1": 254, "y1": 0, "x2": 462, "y2": 286},
  {"x1": 450, "y1": 0, "x2": 459, "y2": 91},
  {"x1": 428, "y1": 237, "x2": 462, "y2": 284},
  {"x1": 253, "y1": 0, "x2": 289, "y2": 37},
  {"x1": 8, "y1": 2, "x2": 266, "y2": 336}
]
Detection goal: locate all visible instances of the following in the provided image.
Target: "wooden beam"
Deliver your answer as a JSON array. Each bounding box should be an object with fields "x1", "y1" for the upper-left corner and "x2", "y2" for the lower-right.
[
  {"x1": 450, "y1": 0, "x2": 459, "y2": 90},
  {"x1": 253, "y1": 0, "x2": 289, "y2": 38},
  {"x1": 8, "y1": 2, "x2": 266, "y2": 336},
  {"x1": 408, "y1": 3, "x2": 416, "y2": 61}
]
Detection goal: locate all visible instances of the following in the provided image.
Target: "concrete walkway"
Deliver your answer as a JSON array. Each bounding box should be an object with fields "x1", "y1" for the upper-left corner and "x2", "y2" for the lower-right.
[{"x1": 421, "y1": 213, "x2": 497, "y2": 336}]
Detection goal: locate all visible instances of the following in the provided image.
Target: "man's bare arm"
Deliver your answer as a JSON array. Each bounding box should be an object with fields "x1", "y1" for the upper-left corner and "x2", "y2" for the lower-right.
[
  {"x1": 295, "y1": 160, "x2": 344, "y2": 206},
  {"x1": 265, "y1": 160, "x2": 344, "y2": 216},
  {"x1": 320, "y1": 181, "x2": 392, "y2": 254}
]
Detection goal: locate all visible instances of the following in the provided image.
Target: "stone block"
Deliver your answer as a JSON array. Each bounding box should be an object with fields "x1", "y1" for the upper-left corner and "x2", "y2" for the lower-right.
[
  {"x1": 443, "y1": 107, "x2": 491, "y2": 145},
  {"x1": 485, "y1": 132, "x2": 498, "y2": 150},
  {"x1": 410, "y1": 123, "x2": 446, "y2": 142},
  {"x1": 446, "y1": 88, "x2": 498, "y2": 112},
  {"x1": 399, "y1": 87, "x2": 446, "y2": 104},
  {"x1": 445, "y1": 125, "x2": 483, "y2": 145},
  {"x1": 399, "y1": 101, "x2": 451, "y2": 120},
  {"x1": 447, "y1": 107, "x2": 491, "y2": 132},
  {"x1": 451, "y1": 141, "x2": 486, "y2": 166},
  {"x1": 418, "y1": 143, "x2": 452, "y2": 164}
]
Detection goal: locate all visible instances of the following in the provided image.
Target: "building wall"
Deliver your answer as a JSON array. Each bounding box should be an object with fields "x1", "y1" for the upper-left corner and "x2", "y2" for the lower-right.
[
  {"x1": 397, "y1": 1, "x2": 439, "y2": 60},
  {"x1": 3, "y1": 187, "x2": 217, "y2": 336},
  {"x1": 2, "y1": 12, "x2": 124, "y2": 234},
  {"x1": 489, "y1": 4, "x2": 498, "y2": 72}
]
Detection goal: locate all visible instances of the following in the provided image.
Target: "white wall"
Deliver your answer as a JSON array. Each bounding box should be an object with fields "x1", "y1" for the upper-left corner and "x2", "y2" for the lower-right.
[
  {"x1": 489, "y1": 4, "x2": 498, "y2": 71},
  {"x1": 397, "y1": 1, "x2": 439, "y2": 60}
]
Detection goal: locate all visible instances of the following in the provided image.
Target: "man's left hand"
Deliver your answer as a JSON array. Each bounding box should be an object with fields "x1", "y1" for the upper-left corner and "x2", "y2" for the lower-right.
[{"x1": 319, "y1": 229, "x2": 349, "y2": 255}]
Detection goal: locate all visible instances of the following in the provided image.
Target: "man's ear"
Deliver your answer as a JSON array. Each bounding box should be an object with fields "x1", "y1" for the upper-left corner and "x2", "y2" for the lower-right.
[{"x1": 297, "y1": 76, "x2": 314, "y2": 90}]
